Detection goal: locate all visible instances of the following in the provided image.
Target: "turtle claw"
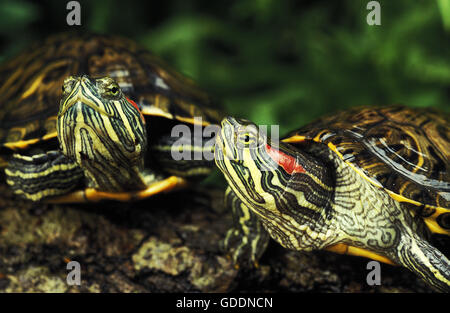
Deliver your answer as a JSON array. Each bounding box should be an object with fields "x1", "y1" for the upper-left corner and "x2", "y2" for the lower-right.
[
  {"x1": 224, "y1": 253, "x2": 241, "y2": 270},
  {"x1": 228, "y1": 254, "x2": 257, "y2": 270}
]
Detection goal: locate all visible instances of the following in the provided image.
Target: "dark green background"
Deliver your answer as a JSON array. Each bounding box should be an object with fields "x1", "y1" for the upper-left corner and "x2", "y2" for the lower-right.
[{"x1": 1, "y1": 0, "x2": 449, "y2": 133}]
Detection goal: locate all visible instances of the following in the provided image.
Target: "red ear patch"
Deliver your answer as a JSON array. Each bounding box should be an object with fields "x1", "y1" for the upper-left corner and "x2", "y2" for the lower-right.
[
  {"x1": 126, "y1": 97, "x2": 146, "y2": 124},
  {"x1": 265, "y1": 144, "x2": 305, "y2": 174},
  {"x1": 126, "y1": 97, "x2": 141, "y2": 112}
]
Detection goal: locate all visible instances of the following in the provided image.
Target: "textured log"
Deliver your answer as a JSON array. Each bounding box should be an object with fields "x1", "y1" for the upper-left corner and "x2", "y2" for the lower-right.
[{"x1": 0, "y1": 184, "x2": 435, "y2": 292}]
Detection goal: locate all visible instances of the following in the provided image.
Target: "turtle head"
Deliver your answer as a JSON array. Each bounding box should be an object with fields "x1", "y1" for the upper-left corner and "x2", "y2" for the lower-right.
[
  {"x1": 215, "y1": 116, "x2": 279, "y2": 203},
  {"x1": 215, "y1": 116, "x2": 335, "y2": 250},
  {"x1": 57, "y1": 75, "x2": 147, "y2": 191}
]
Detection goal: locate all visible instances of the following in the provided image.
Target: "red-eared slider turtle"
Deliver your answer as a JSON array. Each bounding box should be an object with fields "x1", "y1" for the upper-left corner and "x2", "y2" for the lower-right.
[
  {"x1": 214, "y1": 106, "x2": 450, "y2": 291},
  {"x1": 0, "y1": 33, "x2": 222, "y2": 202}
]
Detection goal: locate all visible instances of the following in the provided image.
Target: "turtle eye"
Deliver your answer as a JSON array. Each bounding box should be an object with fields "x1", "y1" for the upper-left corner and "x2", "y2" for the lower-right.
[
  {"x1": 106, "y1": 85, "x2": 120, "y2": 97},
  {"x1": 62, "y1": 76, "x2": 77, "y2": 94},
  {"x1": 237, "y1": 131, "x2": 256, "y2": 148},
  {"x1": 110, "y1": 86, "x2": 119, "y2": 95},
  {"x1": 62, "y1": 82, "x2": 73, "y2": 94},
  {"x1": 102, "y1": 82, "x2": 122, "y2": 98}
]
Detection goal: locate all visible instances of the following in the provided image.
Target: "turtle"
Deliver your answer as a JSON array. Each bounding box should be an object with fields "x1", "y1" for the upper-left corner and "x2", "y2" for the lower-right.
[
  {"x1": 0, "y1": 33, "x2": 222, "y2": 202},
  {"x1": 214, "y1": 106, "x2": 450, "y2": 291}
]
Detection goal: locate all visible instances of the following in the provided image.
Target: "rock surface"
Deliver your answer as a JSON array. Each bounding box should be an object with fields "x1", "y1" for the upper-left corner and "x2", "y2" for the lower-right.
[{"x1": 0, "y1": 184, "x2": 434, "y2": 293}]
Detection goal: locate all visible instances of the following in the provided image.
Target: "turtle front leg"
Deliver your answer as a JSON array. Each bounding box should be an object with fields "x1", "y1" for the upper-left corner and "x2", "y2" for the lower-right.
[
  {"x1": 393, "y1": 230, "x2": 450, "y2": 292},
  {"x1": 222, "y1": 187, "x2": 270, "y2": 268},
  {"x1": 5, "y1": 150, "x2": 83, "y2": 201}
]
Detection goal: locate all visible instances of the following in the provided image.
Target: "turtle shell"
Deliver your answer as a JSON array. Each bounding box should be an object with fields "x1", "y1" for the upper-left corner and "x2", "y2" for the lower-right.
[
  {"x1": 283, "y1": 106, "x2": 450, "y2": 236},
  {"x1": 0, "y1": 32, "x2": 222, "y2": 151}
]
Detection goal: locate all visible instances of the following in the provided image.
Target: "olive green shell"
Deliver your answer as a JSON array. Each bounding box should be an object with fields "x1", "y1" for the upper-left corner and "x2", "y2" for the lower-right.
[
  {"x1": 0, "y1": 33, "x2": 222, "y2": 150},
  {"x1": 285, "y1": 106, "x2": 450, "y2": 235}
]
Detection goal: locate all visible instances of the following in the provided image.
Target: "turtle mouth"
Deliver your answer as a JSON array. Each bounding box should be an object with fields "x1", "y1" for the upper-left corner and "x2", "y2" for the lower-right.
[
  {"x1": 62, "y1": 106, "x2": 100, "y2": 132},
  {"x1": 63, "y1": 101, "x2": 119, "y2": 128},
  {"x1": 60, "y1": 98, "x2": 115, "y2": 120}
]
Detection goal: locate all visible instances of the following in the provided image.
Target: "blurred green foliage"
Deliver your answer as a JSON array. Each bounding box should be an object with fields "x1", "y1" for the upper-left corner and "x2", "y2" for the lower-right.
[{"x1": 0, "y1": 0, "x2": 449, "y2": 134}]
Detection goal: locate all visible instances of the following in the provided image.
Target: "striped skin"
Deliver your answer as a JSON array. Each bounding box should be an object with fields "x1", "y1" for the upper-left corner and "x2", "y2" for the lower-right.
[
  {"x1": 150, "y1": 129, "x2": 217, "y2": 179},
  {"x1": 5, "y1": 150, "x2": 83, "y2": 201},
  {"x1": 222, "y1": 186, "x2": 270, "y2": 267},
  {"x1": 215, "y1": 116, "x2": 450, "y2": 291},
  {"x1": 57, "y1": 75, "x2": 147, "y2": 192}
]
